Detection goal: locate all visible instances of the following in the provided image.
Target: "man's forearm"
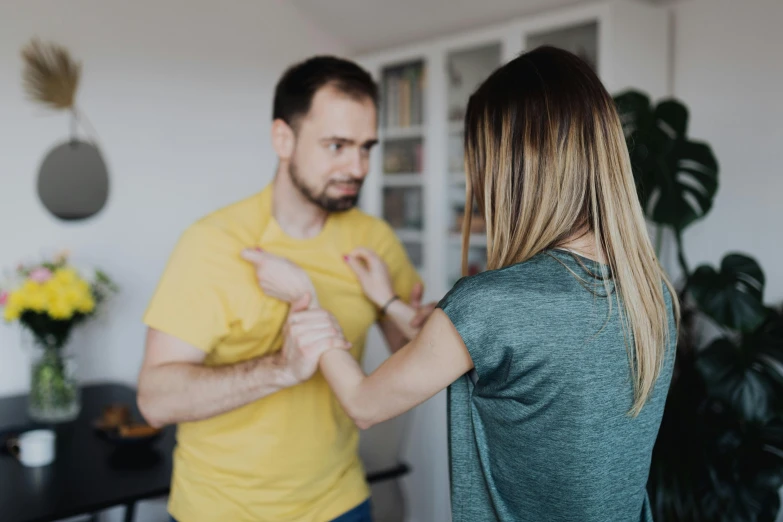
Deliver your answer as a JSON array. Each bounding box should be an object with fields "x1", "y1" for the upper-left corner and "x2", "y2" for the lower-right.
[{"x1": 138, "y1": 352, "x2": 294, "y2": 427}]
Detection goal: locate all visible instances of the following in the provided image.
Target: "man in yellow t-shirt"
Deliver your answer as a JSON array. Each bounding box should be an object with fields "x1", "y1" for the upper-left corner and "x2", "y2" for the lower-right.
[{"x1": 137, "y1": 56, "x2": 430, "y2": 522}]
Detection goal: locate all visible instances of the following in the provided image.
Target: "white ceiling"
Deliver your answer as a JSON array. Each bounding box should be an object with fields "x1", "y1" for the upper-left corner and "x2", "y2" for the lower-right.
[{"x1": 289, "y1": 0, "x2": 595, "y2": 54}]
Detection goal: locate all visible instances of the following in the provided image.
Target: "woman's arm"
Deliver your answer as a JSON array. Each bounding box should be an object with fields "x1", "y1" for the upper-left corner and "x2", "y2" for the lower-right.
[
  {"x1": 318, "y1": 308, "x2": 474, "y2": 429},
  {"x1": 344, "y1": 247, "x2": 421, "y2": 341}
]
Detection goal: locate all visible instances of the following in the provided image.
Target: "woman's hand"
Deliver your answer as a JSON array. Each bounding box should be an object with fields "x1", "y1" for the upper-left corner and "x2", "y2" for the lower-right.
[
  {"x1": 280, "y1": 294, "x2": 351, "y2": 384},
  {"x1": 241, "y1": 248, "x2": 319, "y2": 308},
  {"x1": 344, "y1": 247, "x2": 395, "y2": 308}
]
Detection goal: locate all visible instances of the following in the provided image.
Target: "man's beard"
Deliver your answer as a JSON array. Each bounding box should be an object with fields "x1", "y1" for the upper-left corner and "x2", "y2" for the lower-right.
[{"x1": 289, "y1": 161, "x2": 362, "y2": 212}]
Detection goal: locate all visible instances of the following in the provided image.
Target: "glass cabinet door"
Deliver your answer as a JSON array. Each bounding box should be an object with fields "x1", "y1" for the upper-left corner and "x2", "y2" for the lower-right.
[
  {"x1": 380, "y1": 60, "x2": 427, "y2": 269},
  {"x1": 445, "y1": 43, "x2": 500, "y2": 283}
]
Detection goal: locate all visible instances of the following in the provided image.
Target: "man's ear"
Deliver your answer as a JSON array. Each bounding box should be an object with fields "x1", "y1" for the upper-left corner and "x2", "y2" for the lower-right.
[{"x1": 272, "y1": 119, "x2": 295, "y2": 160}]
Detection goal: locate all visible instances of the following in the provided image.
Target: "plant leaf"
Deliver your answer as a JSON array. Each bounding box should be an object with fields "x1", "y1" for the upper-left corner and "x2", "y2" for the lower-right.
[
  {"x1": 690, "y1": 253, "x2": 767, "y2": 331},
  {"x1": 613, "y1": 90, "x2": 719, "y2": 233},
  {"x1": 698, "y1": 338, "x2": 779, "y2": 422},
  {"x1": 655, "y1": 100, "x2": 688, "y2": 139}
]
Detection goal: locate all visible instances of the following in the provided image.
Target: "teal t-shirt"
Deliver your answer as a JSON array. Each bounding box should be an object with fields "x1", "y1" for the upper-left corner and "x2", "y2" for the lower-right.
[{"x1": 438, "y1": 249, "x2": 676, "y2": 522}]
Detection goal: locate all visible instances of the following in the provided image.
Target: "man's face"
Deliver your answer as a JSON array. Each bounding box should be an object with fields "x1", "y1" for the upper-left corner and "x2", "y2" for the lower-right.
[{"x1": 287, "y1": 86, "x2": 378, "y2": 212}]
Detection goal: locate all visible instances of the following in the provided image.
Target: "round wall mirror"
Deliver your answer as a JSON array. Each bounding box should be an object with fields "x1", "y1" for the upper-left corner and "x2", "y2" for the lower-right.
[{"x1": 37, "y1": 140, "x2": 109, "y2": 221}]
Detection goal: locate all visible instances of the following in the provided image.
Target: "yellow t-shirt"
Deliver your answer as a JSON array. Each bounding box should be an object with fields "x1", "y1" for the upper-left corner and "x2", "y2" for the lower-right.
[{"x1": 143, "y1": 185, "x2": 421, "y2": 522}]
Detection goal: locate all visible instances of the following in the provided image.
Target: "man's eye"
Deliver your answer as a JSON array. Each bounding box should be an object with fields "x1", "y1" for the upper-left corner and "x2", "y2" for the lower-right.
[{"x1": 329, "y1": 143, "x2": 343, "y2": 152}]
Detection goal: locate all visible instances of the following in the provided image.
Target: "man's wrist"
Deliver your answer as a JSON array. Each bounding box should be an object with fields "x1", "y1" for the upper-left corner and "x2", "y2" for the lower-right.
[{"x1": 268, "y1": 352, "x2": 299, "y2": 389}]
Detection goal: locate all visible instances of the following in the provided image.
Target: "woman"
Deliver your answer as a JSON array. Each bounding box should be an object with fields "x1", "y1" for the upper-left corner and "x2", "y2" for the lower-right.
[{"x1": 258, "y1": 46, "x2": 679, "y2": 522}]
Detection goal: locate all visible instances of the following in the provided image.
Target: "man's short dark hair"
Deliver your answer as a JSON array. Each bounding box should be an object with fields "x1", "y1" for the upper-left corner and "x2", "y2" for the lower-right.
[{"x1": 273, "y1": 56, "x2": 378, "y2": 130}]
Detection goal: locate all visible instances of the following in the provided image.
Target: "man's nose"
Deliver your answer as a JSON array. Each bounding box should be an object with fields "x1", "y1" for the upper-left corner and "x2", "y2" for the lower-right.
[{"x1": 345, "y1": 149, "x2": 368, "y2": 179}]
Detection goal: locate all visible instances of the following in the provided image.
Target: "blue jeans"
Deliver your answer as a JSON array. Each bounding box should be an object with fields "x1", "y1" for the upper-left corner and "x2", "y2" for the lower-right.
[
  {"x1": 331, "y1": 499, "x2": 373, "y2": 522},
  {"x1": 169, "y1": 499, "x2": 372, "y2": 522}
]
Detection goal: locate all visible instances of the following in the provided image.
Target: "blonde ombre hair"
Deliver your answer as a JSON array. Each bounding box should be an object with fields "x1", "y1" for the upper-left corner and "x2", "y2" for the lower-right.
[{"x1": 462, "y1": 46, "x2": 679, "y2": 416}]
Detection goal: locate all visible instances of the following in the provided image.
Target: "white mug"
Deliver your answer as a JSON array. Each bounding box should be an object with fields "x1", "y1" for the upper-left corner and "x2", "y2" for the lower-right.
[{"x1": 7, "y1": 429, "x2": 56, "y2": 467}]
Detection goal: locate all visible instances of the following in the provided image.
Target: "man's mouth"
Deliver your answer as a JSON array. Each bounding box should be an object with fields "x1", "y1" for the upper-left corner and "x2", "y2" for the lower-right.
[{"x1": 330, "y1": 182, "x2": 362, "y2": 196}]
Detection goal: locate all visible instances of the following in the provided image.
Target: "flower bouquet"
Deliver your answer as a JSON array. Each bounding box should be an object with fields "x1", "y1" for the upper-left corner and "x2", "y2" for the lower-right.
[{"x1": 1, "y1": 252, "x2": 117, "y2": 422}]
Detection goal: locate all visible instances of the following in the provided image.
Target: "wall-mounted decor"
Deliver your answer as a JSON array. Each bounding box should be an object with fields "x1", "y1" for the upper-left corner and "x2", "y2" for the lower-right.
[{"x1": 21, "y1": 39, "x2": 109, "y2": 221}]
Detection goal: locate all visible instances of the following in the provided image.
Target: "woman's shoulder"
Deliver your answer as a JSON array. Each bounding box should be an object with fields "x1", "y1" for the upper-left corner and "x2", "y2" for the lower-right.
[{"x1": 439, "y1": 253, "x2": 565, "y2": 310}]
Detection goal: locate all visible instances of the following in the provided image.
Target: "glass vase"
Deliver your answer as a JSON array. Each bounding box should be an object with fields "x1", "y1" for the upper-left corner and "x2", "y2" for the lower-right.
[{"x1": 27, "y1": 341, "x2": 81, "y2": 423}]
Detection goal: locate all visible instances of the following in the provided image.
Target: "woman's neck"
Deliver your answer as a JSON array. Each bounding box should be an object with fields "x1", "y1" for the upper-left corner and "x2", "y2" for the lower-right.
[{"x1": 557, "y1": 230, "x2": 607, "y2": 264}]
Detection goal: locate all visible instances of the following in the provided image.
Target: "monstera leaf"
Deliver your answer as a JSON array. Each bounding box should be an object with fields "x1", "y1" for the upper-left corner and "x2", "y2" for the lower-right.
[
  {"x1": 698, "y1": 339, "x2": 780, "y2": 423},
  {"x1": 702, "y1": 413, "x2": 783, "y2": 521},
  {"x1": 689, "y1": 254, "x2": 767, "y2": 332},
  {"x1": 614, "y1": 90, "x2": 719, "y2": 234}
]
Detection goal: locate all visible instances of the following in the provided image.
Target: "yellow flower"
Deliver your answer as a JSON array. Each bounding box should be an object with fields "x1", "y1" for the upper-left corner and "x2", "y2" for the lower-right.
[
  {"x1": 2, "y1": 290, "x2": 25, "y2": 321},
  {"x1": 7, "y1": 291, "x2": 25, "y2": 310},
  {"x1": 75, "y1": 294, "x2": 95, "y2": 314},
  {"x1": 3, "y1": 303, "x2": 21, "y2": 322},
  {"x1": 53, "y1": 268, "x2": 79, "y2": 286},
  {"x1": 26, "y1": 288, "x2": 48, "y2": 312},
  {"x1": 49, "y1": 299, "x2": 74, "y2": 320},
  {"x1": 43, "y1": 279, "x2": 62, "y2": 301}
]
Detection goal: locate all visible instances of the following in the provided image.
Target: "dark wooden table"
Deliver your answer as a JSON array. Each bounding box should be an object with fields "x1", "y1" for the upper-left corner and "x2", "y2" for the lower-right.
[{"x1": 0, "y1": 383, "x2": 175, "y2": 522}]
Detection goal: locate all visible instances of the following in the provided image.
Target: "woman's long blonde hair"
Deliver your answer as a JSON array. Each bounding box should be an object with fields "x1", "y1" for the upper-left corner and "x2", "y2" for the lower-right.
[{"x1": 462, "y1": 46, "x2": 679, "y2": 415}]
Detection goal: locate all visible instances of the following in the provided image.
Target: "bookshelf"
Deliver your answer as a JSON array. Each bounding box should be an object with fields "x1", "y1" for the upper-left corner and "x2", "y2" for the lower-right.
[
  {"x1": 356, "y1": 2, "x2": 670, "y2": 520},
  {"x1": 379, "y1": 60, "x2": 427, "y2": 270}
]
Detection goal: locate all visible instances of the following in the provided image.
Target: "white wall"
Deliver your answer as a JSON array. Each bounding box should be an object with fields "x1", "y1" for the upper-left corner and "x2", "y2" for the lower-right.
[{"x1": 671, "y1": 0, "x2": 783, "y2": 303}]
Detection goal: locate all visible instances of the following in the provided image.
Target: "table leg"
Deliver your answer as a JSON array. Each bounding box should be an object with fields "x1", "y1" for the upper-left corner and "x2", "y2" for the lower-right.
[{"x1": 124, "y1": 502, "x2": 136, "y2": 522}]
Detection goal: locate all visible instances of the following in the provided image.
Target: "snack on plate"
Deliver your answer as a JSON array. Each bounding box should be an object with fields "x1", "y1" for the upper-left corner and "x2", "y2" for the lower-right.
[
  {"x1": 102, "y1": 404, "x2": 131, "y2": 428},
  {"x1": 118, "y1": 423, "x2": 161, "y2": 439}
]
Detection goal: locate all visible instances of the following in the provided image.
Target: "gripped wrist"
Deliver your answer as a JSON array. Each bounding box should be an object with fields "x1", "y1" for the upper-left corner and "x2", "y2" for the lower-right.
[{"x1": 269, "y1": 351, "x2": 299, "y2": 389}]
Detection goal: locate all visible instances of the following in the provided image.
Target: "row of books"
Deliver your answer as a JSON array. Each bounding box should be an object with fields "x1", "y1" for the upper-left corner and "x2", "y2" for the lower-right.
[
  {"x1": 383, "y1": 138, "x2": 424, "y2": 174},
  {"x1": 382, "y1": 63, "x2": 425, "y2": 128},
  {"x1": 383, "y1": 188, "x2": 423, "y2": 230}
]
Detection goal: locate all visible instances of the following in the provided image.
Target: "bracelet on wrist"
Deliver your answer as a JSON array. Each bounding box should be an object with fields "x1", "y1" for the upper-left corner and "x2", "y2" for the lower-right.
[{"x1": 380, "y1": 295, "x2": 400, "y2": 315}]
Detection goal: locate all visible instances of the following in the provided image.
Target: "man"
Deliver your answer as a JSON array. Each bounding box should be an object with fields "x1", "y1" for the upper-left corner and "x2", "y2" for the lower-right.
[{"x1": 137, "y1": 56, "x2": 434, "y2": 522}]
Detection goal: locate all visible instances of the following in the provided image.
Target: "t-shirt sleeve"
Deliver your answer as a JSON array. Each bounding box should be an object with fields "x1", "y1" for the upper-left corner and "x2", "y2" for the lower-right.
[
  {"x1": 143, "y1": 224, "x2": 232, "y2": 353},
  {"x1": 437, "y1": 276, "x2": 497, "y2": 382},
  {"x1": 368, "y1": 220, "x2": 423, "y2": 308}
]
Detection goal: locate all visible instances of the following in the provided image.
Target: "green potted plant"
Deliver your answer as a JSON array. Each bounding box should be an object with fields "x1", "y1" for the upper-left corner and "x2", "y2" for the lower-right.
[{"x1": 614, "y1": 90, "x2": 783, "y2": 521}]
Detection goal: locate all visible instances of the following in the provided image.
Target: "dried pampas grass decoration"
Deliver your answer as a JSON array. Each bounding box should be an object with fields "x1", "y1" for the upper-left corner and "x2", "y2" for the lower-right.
[{"x1": 21, "y1": 38, "x2": 81, "y2": 110}]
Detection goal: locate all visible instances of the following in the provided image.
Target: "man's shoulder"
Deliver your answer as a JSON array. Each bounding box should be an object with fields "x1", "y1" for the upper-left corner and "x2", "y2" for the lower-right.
[{"x1": 183, "y1": 190, "x2": 269, "y2": 247}]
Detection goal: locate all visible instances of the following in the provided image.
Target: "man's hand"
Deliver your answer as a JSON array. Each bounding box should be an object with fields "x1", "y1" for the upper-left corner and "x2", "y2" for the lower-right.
[
  {"x1": 409, "y1": 282, "x2": 437, "y2": 328},
  {"x1": 278, "y1": 293, "x2": 351, "y2": 385},
  {"x1": 241, "y1": 248, "x2": 319, "y2": 307}
]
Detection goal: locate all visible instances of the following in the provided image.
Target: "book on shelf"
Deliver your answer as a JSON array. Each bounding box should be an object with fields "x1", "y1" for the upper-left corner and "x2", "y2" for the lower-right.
[
  {"x1": 383, "y1": 63, "x2": 424, "y2": 129},
  {"x1": 383, "y1": 138, "x2": 424, "y2": 173}
]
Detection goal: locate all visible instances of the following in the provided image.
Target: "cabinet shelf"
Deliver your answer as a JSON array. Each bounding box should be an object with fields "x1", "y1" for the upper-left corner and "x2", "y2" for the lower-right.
[
  {"x1": 382, "y1": 174, "x2": 424, "y2": 186},
  {"x1": 450, "y1": 233, "x2": 486, "y2": 248},
  {"x1": 382, "y1": 125, "x2": 425, "y2": 140},
  {"x1": 394, "y1": 229, "x2": 424, "y2": 242}
]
